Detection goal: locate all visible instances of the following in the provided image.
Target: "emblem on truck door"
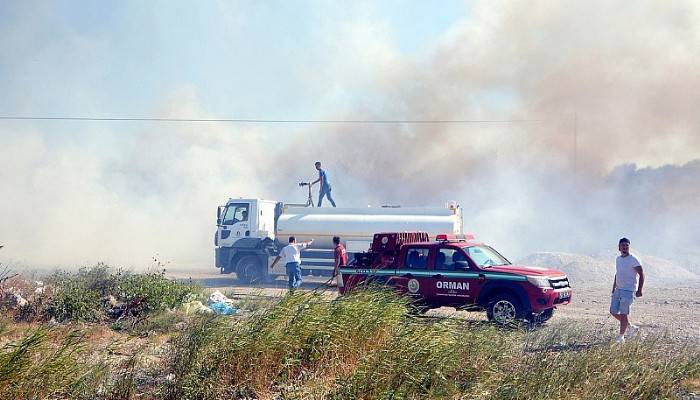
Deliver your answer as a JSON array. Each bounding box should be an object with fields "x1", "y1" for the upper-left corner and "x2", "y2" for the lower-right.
[{"x1": 408, "y1": 279, "x2": 420, "y2": 293}]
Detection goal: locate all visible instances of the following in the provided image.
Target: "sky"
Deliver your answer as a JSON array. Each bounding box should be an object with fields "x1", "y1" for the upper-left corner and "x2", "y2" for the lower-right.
[
  {"x1": 0, "y1": 1, "x2": 466, "y2": 120},
  {"x1": 1, "y1": 0, "x2": 699, "y2": 270}
]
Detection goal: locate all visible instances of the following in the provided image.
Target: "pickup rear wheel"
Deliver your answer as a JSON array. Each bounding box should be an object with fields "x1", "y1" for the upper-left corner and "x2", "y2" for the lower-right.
[
  {"x1": 486, "y1": 293, "x2": 525, "y2": 326},
  {"x1": 236, "y1": 255, "x2": 265, "y2": 284}
]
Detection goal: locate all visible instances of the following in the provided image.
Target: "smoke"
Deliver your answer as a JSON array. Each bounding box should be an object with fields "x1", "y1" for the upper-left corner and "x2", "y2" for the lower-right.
[
  {"x1": 1, "y1": 1, "x2": 699, "y2": 270},
  {"x1": 0, "y1": 88, "x2": 273, "y2": 268},
  {"x1": 271, "y1": 0, "x2": 700, "y2": 263}
]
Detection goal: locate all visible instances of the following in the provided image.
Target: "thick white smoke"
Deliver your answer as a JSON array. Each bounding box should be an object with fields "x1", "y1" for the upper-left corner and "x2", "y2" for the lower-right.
[
  {"x1": 0, "y1": 89, "x2": 272, "y2": 268},
  {"x1": 270, "y1": 0, "x2": 700, "y2": 266},
  {"x1": 1, "y1": 1, "x2": 699, "y2": 273}
]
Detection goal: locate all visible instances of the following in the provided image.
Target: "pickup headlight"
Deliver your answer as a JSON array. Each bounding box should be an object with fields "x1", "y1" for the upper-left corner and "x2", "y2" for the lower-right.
[{"x1": 527, "y1": 276, "x2": 551, "y2": 288}]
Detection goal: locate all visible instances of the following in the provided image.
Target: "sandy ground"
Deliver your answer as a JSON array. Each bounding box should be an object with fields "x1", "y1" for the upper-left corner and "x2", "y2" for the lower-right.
[
  {"x1": 168, "y1": 270, "x2": 700, "y2": 341},
  {"x1": 554, "y1": 286, "x2": 699, "y2": 340}
]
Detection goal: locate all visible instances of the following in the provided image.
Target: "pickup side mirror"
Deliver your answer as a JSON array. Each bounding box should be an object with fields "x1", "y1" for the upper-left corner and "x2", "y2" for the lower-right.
[{"x1": 455, "y1": 261, "x2": 470, "y2": 270}]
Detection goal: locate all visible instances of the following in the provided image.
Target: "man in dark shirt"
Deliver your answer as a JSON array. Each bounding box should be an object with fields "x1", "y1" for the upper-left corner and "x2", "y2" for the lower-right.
[
  {"x1": 333, "y1": 236, "x2": 347, "y2": 277},
  {"x1": 312, "y1": 161, "x2": 336, "y2": 207}
]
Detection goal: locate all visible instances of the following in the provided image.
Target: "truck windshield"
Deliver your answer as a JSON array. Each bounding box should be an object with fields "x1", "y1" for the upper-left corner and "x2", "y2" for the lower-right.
[
  {"x1": 464, "y1": 246, "x2": 510, "y2": 268},
  {"x1": 222, "y1": 203, "x2": 249, "y2": 225}
]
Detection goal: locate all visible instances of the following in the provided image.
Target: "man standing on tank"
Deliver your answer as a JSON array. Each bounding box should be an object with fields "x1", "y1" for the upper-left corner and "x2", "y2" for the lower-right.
[{"x1": 312, "y1": 161, "x2": 336, "y2": 207}]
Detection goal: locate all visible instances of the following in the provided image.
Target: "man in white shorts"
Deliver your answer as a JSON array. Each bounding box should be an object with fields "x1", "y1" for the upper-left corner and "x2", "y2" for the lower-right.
[{"x1": 610, "y1": 237, "x2": 645, "y2": 343}]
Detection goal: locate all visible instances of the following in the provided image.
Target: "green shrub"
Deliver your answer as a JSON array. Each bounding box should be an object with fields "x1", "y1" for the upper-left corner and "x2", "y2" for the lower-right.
[
  {"x1": 118, "y1": 270, "x2": 194, "y2": 313},
  {"x1": 44, "y1": 264, "x2": 198, "y2": 323},
  {"x1": 47, "y1": 266, "x2": 110, "y2": 322}
]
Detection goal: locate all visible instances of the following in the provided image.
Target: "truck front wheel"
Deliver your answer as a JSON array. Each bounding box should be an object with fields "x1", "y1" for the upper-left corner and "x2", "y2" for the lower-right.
[
  {"x1": 236, "y1": 255, "x2": 266, "y2": 284},
  {"x1": 486, "y1": 293, "x2": 525, "y2": 326}
]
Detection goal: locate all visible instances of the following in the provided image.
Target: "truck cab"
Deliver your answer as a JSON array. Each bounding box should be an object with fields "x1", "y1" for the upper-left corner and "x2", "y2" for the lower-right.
[
  {"x1": 338, "y1": 233, "x2": 572, "y2": 325},
  {"x1": 215, "y1": 198, "x2": 280, "y2": 282},
  {"x1": 216, "y1": 199, "x2": 278, "y2": 247}
]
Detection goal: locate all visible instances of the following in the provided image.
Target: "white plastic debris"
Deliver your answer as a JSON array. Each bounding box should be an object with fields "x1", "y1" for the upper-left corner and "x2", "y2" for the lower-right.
[
  {"x1": 208, "y1": 290, "x2": 234, "y2": 305},
  {"x1": 13, "y1": 293, "x2": 28, "y2": 307},
  {"x1": 207, "y1": 290, "x2": 237, "y2": 315}
]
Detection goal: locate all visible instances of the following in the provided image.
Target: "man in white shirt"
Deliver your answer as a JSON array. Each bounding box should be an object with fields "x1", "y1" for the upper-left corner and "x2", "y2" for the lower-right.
[
  {"x1": 271, "y1": 236, "x2": 314, "y2": 290},
  {"x1": 610, "y1": 237, "x2": 645, "y2": 343}
]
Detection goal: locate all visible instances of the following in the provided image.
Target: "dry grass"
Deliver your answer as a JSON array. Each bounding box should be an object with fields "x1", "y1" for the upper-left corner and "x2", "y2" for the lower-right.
[
  {"x1": 0, "y1": 284, "x2": 698, "y2": 399},
  {"x1": 160, "y1": 288, "x2": 700, "y2": 399}
]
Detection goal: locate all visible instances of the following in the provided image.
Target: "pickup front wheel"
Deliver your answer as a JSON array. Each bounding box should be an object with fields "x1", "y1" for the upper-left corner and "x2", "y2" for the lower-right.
[
  {"x1": 486, "y1": 294, "x2": 525, "y2": 326},
  {"x1": 530, "y1": 308, "x2": 554, "y2": 325}
]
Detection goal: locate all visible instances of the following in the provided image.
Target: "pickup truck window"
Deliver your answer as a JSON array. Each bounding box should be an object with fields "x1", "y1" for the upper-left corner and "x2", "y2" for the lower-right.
[
  {"x1": 406, "y1": 248, "x2": 430, "y2": 269},
  {"x1": 436, "y1": 248, "x2": 461, "y2": 270},
  {"x1": 465, "y1": 245, "x2": 510, "y2": 268}
]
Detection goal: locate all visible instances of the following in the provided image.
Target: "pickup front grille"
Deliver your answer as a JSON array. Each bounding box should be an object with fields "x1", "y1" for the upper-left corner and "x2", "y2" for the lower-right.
[{"x1": 549, "y1": 276, "x2": 571, "y2": 289}]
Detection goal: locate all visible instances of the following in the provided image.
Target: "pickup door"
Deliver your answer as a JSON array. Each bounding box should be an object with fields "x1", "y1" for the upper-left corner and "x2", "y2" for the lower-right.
[
  {"x1": 430, "y1": 246, "x2": 480, "y2": 307},
  {"x1": 391, "y1": 245, "x2": 437, "y2": 302}
]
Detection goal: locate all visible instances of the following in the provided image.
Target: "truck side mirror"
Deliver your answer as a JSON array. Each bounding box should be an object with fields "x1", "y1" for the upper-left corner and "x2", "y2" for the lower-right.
[{"x1": 217, "y1": 206, "x2": 223, "y2": 226}]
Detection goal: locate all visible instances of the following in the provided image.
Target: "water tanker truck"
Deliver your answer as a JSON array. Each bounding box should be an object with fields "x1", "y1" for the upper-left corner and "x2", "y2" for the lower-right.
[{"x1": 214, "y1": 197, "x2": 463, "y2": 283}]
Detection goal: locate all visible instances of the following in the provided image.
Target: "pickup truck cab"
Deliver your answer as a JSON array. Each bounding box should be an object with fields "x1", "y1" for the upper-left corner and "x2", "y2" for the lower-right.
[{"x1": 338, "y1": 232, "x2": 572, "y2": 325}]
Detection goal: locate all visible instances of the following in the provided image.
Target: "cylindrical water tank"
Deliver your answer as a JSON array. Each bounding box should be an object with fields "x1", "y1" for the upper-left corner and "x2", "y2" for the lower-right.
[{"x1": 276, "y1": 206, "x2": 462, "y2": 248}]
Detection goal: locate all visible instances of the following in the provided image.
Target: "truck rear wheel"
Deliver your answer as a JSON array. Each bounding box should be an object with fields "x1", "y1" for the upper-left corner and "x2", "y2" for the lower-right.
[
  {"x1": 486, "y1": 293, "x2": 525, "y2": 326},
  {"x1": 236, "y1": 255, "x2": 266, "y2": 284}
]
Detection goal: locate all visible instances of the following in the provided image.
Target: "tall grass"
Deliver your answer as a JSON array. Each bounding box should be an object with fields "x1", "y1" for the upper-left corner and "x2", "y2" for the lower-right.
[
  {"x1": 500, "y1": 324, "x2": 700, "y2": 400},
  {"x1": 0, "y1": 323, "x2": 164, "y2": 400},
  {"x1": 163, "y1": 289, "x2": 411, "y2": 399},
  {"x1": 161, "y1": 288, "x2": 700, "y2": 399},
  {"x1": 0, "y1": 325, "x2": 109, "y2": 400},
  {"x1": 1, "y1": 282, "x2": 697, "y2": 399},
  {"x1": 0, "y1": 264, "x2": 200, "y2": 399}
]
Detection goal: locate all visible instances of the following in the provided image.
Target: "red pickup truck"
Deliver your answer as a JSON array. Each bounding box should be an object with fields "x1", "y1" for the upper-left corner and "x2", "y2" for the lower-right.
[{"x1": 337, "y1": 232, "x2": 572, "y2": 325}]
